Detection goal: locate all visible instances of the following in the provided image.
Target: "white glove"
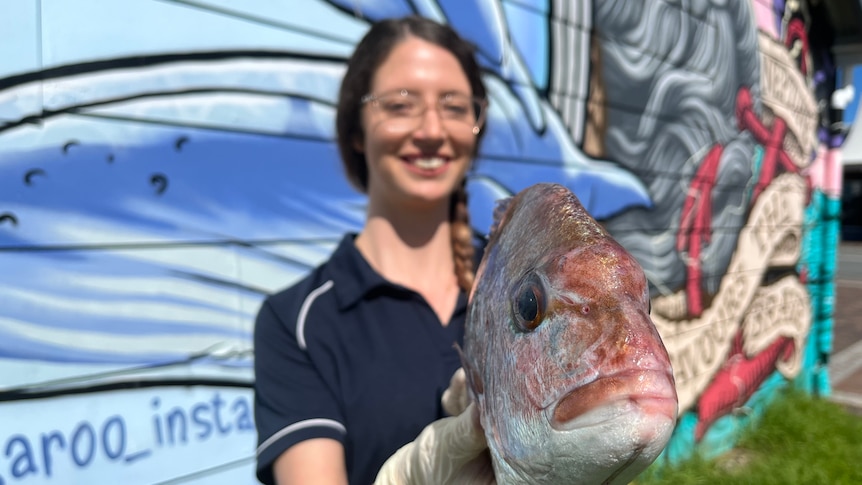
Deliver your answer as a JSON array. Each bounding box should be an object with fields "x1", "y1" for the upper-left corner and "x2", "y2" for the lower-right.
[
  {"x1": 373, "y1": 402, "x2": 495, "y2": 485},
  {"x1": 442, "y1": 367, "x2": 471, "y2": 417}
]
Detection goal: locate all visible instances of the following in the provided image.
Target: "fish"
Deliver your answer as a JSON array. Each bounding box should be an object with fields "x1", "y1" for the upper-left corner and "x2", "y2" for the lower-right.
[{"x1": 460, "y1": 183, "x2": 678, "y2": 484}]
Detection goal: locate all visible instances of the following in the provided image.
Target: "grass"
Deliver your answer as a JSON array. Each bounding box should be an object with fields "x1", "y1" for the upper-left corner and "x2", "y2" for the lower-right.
[{"x1": 634, "y1": 388, "x2": 862, "y2": 484}]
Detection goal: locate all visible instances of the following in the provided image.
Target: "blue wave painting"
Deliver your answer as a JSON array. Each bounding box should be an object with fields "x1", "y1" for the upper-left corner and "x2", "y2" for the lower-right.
[{"x1": 0, "y1": 0, "x2": 650, "y2": 392}]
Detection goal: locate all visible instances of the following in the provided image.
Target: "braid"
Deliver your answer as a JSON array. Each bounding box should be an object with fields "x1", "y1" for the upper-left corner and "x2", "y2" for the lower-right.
[{"x1": 450, "y1": 179, "x2": 475, "y2": 293}]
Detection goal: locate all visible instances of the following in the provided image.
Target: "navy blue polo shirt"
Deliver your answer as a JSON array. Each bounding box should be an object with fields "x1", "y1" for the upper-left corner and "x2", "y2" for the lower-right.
[{"x1": 254, "y1": 234, "x2": 467, "y2": 485}]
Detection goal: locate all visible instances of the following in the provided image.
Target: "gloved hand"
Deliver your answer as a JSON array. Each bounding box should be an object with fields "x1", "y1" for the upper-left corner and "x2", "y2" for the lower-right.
[
  {"x1": 373, "y1": 402, "x2": 495, "y2": 485},
  {"x1": 442, "y1": 367, "x2": 470, "y2": 417}
]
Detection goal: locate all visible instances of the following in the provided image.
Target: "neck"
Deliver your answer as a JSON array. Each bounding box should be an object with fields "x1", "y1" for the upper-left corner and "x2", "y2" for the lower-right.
[{"x1": 356, "y1": 195, "x2": 456, "y2": 291}]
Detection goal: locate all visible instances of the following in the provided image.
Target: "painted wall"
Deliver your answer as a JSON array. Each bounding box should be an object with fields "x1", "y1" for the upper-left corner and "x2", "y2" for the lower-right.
[{"x1": 0, "y1": 0, "x2": 843, "y2": 483}]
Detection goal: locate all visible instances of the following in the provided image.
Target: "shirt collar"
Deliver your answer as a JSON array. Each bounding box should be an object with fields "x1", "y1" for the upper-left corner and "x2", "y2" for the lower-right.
[
  {"x1": 327, "y1": 233, "x2": 395, "y2": 310},
  {"x1": 326, "y1": 234, "x2": 469, "y2": 319}
]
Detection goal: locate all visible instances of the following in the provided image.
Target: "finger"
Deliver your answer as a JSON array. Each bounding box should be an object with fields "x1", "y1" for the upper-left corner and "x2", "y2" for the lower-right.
[
  {"x1": 412, "y1": 405, "x2": 487, "y2": 484},
  {"x1": 450, "y1": 450, "x2": 496, "y2": 485},
  {"x1": 440, "y1": 403, "x2": 487, "y2": 459},
  {"x1": 442, "y1": 368, "x2": 469, "y2": 416}
]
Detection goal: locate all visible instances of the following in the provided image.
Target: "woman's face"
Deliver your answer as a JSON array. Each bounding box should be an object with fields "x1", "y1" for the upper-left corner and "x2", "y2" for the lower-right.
[{"x1": 358, "y1": 36, "x2": 479, "y2": 210}]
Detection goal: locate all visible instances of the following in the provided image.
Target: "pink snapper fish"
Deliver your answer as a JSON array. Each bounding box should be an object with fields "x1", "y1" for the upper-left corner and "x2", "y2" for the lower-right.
[{"x1": 461, "y1": 183, "x2": 678, "y2": 484}]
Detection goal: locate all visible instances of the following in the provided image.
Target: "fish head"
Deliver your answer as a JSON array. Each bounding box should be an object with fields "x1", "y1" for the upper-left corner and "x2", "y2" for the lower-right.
[{"x1": 463, "y1": 183, "x2": 678, "y2": 484}]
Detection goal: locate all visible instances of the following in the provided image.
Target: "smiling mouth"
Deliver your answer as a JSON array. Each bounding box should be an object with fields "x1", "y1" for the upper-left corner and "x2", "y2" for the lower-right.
[
  {"x1": 550, "y1": 369, "x2": 678, "y2": 428},
  {"x1": 412, "y1": 157, "x2": 446, "y2": 170},
  {"x1": 402, "y1": 155, "x2": 450, "y2": 171}
]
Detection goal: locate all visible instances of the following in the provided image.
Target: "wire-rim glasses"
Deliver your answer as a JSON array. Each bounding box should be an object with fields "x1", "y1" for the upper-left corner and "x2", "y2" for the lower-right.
[{"x1": 361, "y1": 89, "x2": 487, "y2": 132}]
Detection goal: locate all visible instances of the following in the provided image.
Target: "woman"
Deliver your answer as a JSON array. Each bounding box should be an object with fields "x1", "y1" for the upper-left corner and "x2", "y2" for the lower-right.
[{"x1": 254, "y1": 15, "x2": 489, "y2": 485}]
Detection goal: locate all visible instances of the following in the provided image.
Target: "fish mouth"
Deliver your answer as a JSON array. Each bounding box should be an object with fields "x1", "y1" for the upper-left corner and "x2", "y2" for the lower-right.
[{"x1": 549, "y1": 369, "x2": 678, "y2": 431}]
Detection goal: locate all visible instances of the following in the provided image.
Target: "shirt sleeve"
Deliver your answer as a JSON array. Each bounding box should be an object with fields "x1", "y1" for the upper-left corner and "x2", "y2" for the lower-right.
[{"x1": 253, "y1": 296, "x2": 346, "y2": 485}]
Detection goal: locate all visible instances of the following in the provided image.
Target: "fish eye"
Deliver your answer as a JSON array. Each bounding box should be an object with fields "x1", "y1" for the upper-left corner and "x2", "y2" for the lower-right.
[{"x1": 513, "y1": 274, "x2": 545, "y2": 332}]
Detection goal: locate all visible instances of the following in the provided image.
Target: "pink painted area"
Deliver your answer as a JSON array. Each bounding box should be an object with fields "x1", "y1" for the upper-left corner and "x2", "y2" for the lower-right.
[
  {"x1": 830, "y1": 148, "x2": 845, "y2": 197},
  {"x1": 695, "y1": 332, "x2": 795, "y2": 442},
  {"x1": 752, "y1": 0, "x2": 779, "y2": 39},
  {"x1": 809, "y1": 145, "x2": 826, "y2": 192},
  {"x1": 809, "y1": 145, "x2": 844, "y2": 197}
]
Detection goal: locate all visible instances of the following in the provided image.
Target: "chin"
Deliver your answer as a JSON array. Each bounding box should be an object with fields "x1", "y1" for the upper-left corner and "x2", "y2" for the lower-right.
[
  {"x1": 490, "y1": 408, "x2": 677, "y2": 485},
  {"x1": 398, "y1": 182, "x2": 463, "y2": 208}
]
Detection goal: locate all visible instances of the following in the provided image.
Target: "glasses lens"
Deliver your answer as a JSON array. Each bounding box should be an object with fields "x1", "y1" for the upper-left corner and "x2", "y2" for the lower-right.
[
  {"x1": 439, "y1": 94, "x2": 475, "y2": 121},
  {"x1": 377, "y1": 91, "x2": 421, "y2": 118}
]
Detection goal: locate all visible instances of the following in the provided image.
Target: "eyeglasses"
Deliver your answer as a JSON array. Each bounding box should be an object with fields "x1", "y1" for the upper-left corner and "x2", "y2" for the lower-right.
[{"x1": 361, "y1": 89, "x2": 487, "y2": 133}]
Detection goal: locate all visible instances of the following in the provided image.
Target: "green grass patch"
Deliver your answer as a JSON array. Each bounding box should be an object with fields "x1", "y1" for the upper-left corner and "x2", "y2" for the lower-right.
[{"x1": 635, "y1": 388, "x2": 862, "y2": 484}]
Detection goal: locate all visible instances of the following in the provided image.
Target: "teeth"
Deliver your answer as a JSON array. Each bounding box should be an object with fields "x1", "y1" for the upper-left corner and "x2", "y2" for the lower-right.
[{"x1": 412, "y1": 157, "x2": 445, "y2": 170}]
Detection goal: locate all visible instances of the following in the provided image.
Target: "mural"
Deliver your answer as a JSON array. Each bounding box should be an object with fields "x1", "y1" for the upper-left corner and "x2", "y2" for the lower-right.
[{"x1": 0, "y1": 0, "x2": 842, "y2": 482}]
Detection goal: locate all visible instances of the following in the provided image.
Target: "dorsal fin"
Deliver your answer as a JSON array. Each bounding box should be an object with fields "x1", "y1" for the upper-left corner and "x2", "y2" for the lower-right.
[{"x1": 489, "y1": 196, "x2": 513, "y2": 239}]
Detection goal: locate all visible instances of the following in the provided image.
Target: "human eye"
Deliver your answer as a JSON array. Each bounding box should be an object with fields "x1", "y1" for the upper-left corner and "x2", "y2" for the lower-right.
[
  {"x1": 440, "y1": 95, "x2": 472, "y2": 119},
  {"x1": 380, "y1": 94, "x2": 418, "y2": 117}
]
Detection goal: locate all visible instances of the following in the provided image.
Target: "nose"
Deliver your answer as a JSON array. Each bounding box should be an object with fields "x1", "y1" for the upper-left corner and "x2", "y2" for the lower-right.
[{"x1": 412, "y1": 104, "x2": 446, "y2": 143}]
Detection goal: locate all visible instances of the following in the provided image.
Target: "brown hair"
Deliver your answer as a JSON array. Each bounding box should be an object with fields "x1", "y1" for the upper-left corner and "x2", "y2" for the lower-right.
[{"x1": 336, "y1": 16, "x2": 487, "y2": 292}]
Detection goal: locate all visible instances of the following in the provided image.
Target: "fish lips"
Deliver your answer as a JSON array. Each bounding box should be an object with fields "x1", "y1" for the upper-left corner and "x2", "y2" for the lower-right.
[{"x1": 548, "y1": 369, "x2": 678, "y2": 432}]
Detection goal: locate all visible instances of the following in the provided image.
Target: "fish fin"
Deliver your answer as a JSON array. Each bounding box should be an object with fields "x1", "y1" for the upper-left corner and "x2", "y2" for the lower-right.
[
  {"x1": 455, "y1": 343, "x2": 484, "y2": 397},
  {"x1": 454, "y1": 342, "x2": 466, "y2": 366}
]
